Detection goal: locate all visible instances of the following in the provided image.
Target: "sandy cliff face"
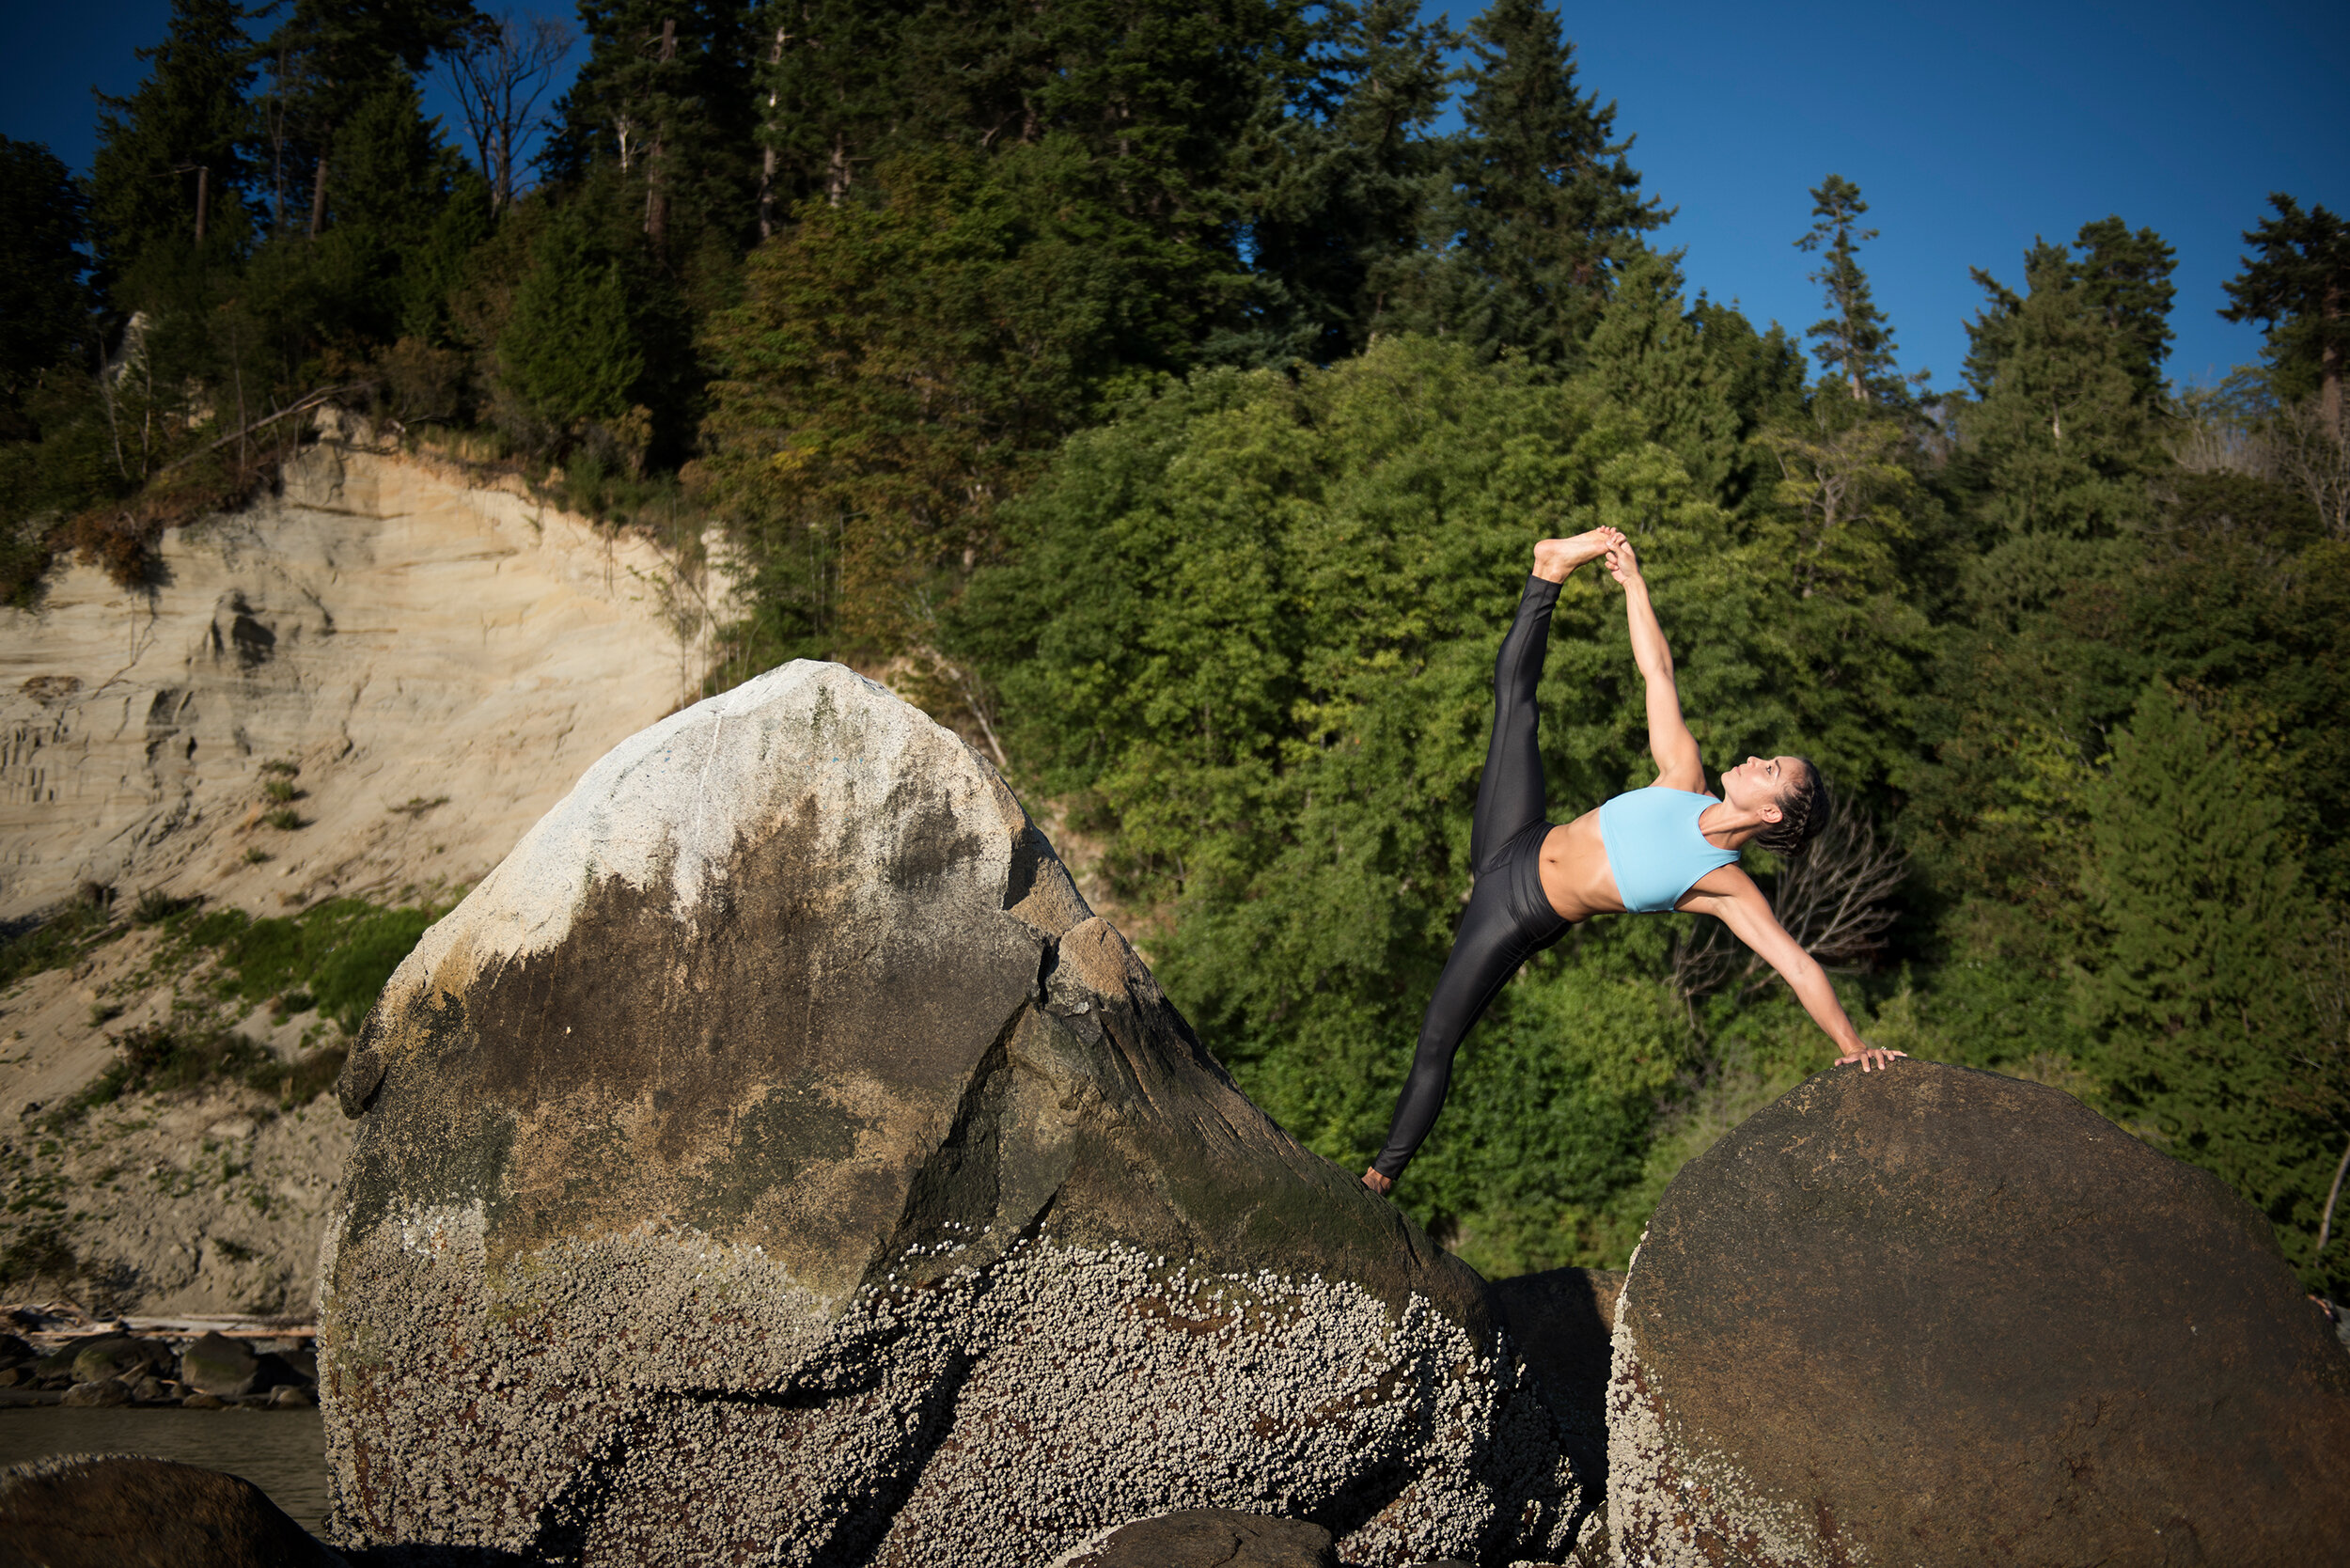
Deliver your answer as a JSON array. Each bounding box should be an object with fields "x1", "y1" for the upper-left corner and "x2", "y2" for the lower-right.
[
  {"x1": 0, "y1": 435, "x2": 728, "y2": 1315},
  {"x1": 0, "y1": 438, "x2": 727, "y2": 922}
]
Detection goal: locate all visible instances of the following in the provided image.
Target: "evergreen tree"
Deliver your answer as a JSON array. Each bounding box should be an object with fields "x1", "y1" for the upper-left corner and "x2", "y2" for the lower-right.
[
  {"x1": 2071, "y1": 215, "x2": 2176, "y2": 402},
  {"x1": 2221, "y1": 194, "x2": 2350, "y2": 435},
  {"x1": 87, "y1": 0, "x2": 257, "y2": 289},
  {"x1": 750, "y1": 0, "x2": 915, "y2": 218},
  {"x1": 557, "y1": 0, "x2": 755, "y2": 251},
  {"x1": 498, "y1": 188, "x2": 652, "y2": 448},
  {"x1": 259, "y1": 0, "x2": 475, "y2": 240},
  {"x1": 1386, "y1": 0, "x2": 1662, "y2": 366},
  {"x1": 325, "y1": 80, "x2": 469, "y2": 342},
  {"x1": 1794, "y1": 174, "x2": 1901, "y2": 402},
  {"x1": 1958, "y1": 239, "x2": 2158, "y2": 606},
  {"x1": 1575, "y1": 248, "x2": 1742, "y2": 498},
  {"x1": 0, "y1": 140, "x2": 91, "y2": 427},
  {"x1": 1240, "y1": 0, "x2": 1453, "y2": 363},
  {"x1": 2080, "y1": 682, "x2": 2328, "y2": 1274}
]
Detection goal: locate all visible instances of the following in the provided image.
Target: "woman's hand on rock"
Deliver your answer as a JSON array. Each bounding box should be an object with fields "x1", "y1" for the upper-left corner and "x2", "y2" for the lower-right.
[{"x1": 1837, "y1": 1043, "x2": 1908, "y2": 1072}]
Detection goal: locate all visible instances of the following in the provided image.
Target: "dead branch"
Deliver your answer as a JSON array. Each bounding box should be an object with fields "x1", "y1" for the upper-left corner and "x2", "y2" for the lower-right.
[{"x1": 1672, "y1": 798, "x2": 1908, "y2": 1004}]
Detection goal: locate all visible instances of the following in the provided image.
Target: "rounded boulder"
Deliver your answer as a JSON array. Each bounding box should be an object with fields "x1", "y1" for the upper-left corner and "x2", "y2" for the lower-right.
[
  {"x1": 1606, "y1": 1061, "x2": 2350, "y2": 1567},
  {"x1": 320, "y1": 662, "x2": 1581, "y2": 1568}
]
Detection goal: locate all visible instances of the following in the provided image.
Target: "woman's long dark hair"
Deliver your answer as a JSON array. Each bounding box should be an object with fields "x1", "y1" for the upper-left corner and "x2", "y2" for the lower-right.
[{"x1": 1756, "y1": 758, "x2": 1830, "y2": 857}]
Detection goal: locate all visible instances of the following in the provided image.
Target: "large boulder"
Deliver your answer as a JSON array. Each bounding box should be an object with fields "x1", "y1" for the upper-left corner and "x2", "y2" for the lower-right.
[
  {"x1": 320, "y1": 662, "x2": 1579, "y2": 1567},
  {"x1": 0, "y1": 1452, "x2": 347, "y2": 1567},
  {"x1": 1606, "y1": 1061, "x2": 2350, "y2": 1567}
]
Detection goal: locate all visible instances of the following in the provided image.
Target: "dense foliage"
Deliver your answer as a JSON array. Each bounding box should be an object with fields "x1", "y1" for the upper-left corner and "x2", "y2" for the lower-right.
[{"x1": 8, "y1": 0, "x2": 2348, "y2": 1289}]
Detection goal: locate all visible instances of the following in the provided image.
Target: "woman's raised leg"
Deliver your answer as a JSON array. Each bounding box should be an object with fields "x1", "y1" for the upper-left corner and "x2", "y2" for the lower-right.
[{"x1": 1364, "y1": 532, "x2": 1620, "y2": 1195}]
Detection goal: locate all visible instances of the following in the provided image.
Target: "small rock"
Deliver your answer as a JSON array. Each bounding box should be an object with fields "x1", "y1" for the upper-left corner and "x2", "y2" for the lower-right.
[
  {"x1": 0, "y1": 1452, "x2": 347, "y2": 1567},
  {"x1": 206, "y1": 1117, "x2": 258, "y2": 1142},
  {"x1": 60, "y1": 1380, "x2": 130, "y2": 1407},
  {"x1": 69, "y1": 1333, "x2": 173, "y2": 1386},
  {"x1": 0, "y1": 1368, "x2": 22, "y2": 1388},
  {"x1": 268, "y1": 1384, "x2": 313, "y2": 1408},
  {"x1": 129, "y1": 1374, "x2": 175, "y2": 1403},
  {"x1": 1064, "y1": 1509, "x2": 1336, "y2": 1568},
  {"x1": 183, "y1": 1391, "x2": 227, "y2": 1409},
  {"x1": 180, "y1": 1330, "x2": 259, "y2": 1397}
]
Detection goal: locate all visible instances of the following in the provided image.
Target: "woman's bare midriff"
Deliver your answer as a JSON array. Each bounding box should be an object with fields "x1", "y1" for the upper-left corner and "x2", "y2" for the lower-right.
[{"x1": 1538, "y1": 810, "x2": 1622, "y2": 923}]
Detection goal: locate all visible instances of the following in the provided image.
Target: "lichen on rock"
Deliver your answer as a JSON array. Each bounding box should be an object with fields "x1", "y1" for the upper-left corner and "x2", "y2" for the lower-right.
[{"x1": 320, "y1": 661, "x2": 1582, "y2": 1566}]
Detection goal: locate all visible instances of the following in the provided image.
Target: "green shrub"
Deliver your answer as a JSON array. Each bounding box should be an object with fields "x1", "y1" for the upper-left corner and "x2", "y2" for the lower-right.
[
  {"x1": 190, "y1": 898, "x2": 438, "y2": 1035},
  {"x1": 0, "y1": 1226, "x2": 75, "y2": 1287},
  {"x1": 0, "y1": 892, "x2": 116, "y2": 986},
  {"x1": 261, "y1": 808, "x2": 303, "y2": 830}
]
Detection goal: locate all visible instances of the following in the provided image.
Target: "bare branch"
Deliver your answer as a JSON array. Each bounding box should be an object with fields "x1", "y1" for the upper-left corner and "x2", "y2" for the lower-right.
[
  {"x1": 1672, "y1": 800, "x2": 1909, "y2": 1003},
  {"x1": 443, "y1": 11, "x2": 574, "y2": 213}
]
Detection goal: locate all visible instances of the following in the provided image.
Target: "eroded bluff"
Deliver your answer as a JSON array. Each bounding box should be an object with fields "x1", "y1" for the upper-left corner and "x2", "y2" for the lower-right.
[{"x1": 319, "y1": 662, "x2": 1581, "y2": 1567}]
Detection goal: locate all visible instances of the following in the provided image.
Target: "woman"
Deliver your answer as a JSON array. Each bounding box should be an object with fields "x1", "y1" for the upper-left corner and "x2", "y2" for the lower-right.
[{"x1": 1361, "y1": 528, "x2": 1904, "y2": 1197}]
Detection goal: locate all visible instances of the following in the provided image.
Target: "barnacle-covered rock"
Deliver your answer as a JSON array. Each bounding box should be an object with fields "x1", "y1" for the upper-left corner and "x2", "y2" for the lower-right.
[
  {"x1": 1606, "y1": 1062, "x2": 2350, "y2": 1568},
  {"x1": 320, "y1": 661, "x2": 1581, "y2": 1567}
]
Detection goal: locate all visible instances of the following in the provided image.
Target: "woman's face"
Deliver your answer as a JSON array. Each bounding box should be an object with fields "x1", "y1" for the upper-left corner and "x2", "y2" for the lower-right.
[{"x1": 1723, "y1": 754, "x2": 1797, "y2": 819}]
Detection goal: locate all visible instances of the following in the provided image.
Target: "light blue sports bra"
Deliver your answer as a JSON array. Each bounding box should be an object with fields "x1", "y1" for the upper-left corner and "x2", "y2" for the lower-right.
[{"x1": 1597, "y1": 787, "x2": 1738, "y2": 913}]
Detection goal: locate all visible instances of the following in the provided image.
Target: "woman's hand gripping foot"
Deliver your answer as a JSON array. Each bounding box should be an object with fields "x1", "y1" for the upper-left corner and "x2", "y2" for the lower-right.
[{"x1": 1531, "y1": 527, "x2": 1625, "y2": 584}]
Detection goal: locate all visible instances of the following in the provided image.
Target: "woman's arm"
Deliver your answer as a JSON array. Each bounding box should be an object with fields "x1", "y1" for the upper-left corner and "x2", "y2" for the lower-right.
[
  {"x1": 1682, "y1": 868, "x2": 1907, "y2": 1071},
  {"x1": 1606, "y1": 538, "x2": 1704, "y2": 792}
]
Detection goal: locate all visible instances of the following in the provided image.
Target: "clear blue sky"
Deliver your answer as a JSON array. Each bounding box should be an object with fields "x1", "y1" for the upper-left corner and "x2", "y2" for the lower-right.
[{"x1": 8, "y1": 2, "x2": 2342, "y2": 394}]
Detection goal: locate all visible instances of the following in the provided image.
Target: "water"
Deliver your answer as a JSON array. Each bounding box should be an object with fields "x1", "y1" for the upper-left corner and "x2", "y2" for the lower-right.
[{"x1": 0, "y1": 1405, "x2": 330, "y2": 1536}]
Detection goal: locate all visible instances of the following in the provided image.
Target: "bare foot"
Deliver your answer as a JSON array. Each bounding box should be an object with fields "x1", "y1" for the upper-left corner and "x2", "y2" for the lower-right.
[
  {"x1": 1531, "y1": 527, "x2": 1624, "y2": 583},
  {"x1": 1361, "y1": 1167, "x2": 1393, "y2": 1197}
]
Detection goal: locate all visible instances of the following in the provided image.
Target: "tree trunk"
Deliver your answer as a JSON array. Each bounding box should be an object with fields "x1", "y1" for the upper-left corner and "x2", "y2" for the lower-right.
[
  {"x1": 194, "y1": 166, "x2": 209, "y2": 244},
  {"x1": 2324, "y1": 274, "x2": 2342, "y2": 441},
  {"x1": 644, "y1": 19, "x2": 677, "y2": 245},
  {"x1": 2321, "y1": 1130, "x2": 2350, "y2": 1254},
  {"x1": 308, "y1": 152, "x2": 330, "y2": 239}
]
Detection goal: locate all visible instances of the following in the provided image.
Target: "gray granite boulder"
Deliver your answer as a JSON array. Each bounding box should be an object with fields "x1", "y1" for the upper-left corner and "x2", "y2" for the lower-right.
[
  {"x1": 1606, "y1": 1062, "x2": 2350, "y2": 1567},
  {"x1": 320, "y1": 661, "x2": 1580, "y2": 1568}
]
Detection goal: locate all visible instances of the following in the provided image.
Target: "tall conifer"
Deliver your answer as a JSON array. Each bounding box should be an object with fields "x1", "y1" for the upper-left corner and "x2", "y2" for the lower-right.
[
  {"x1": 1794, "y1": 174, "x2": 1900, "y2": 402},
  {"x1": 1391, "y1": 0, "x2": 1661, "y2": 366},
  {"x1": 2222, "y1": 194, "x2": 2350, "y2": 435},
  {"x1": 88, "y1": 0, "x2": 257, "y2": 286}
]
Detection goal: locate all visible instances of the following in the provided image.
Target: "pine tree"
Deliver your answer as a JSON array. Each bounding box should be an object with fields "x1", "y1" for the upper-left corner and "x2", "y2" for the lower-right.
[
  {"x1": 2221, "y1": 194, "x2": 2350, "y2": 436},
  {"x1": 2071, "y1": 215, "x2": 2175, "y2": 402},
  {"x1": 750, "y1": 0, "x2": 916, "y2": 218},
  {"x1": 557, "y1": 0, "x2": 755, "y2": 251},
  {"x1": 1959, "y1": 239, "x2": 2157, "y2": 585},
  {"x1": 499, "y1": 191, "x2": 650, "y2": 440},
  {"x1": 87, "y1": 0, "x2": 257, "y2": 288},
  {"x1": 1387, "y1": 0, "x2": 1662, "y2": 367},
  {"x1": 2080, "y1": 682, "x2": 2326, "y2": 1272},
  {"x1": 1242, "y1": 0, "x2": 1453, "y2": 362},
  {"x1": 0, "y1": 140, "x2": 91, "y2": 424},
  {"x1": 1794, "y1": 174, "x2": 1901, "y2": 402},
  {"x1": 1575, "y1": 248, "x2": 1742, "y2": 497},
  {"x1": 259, "y1": 0, "x2": 474, "y2": 240}
]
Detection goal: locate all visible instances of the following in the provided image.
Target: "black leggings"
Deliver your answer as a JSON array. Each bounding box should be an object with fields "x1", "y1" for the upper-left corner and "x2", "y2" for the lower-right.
[{"x1": 1371, "y1": 575, "x2": 1572, "y2": 1181}]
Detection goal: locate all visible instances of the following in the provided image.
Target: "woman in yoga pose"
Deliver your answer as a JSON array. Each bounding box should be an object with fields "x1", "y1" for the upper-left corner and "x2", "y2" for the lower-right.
[{"x1": 1362, "y1": 528, "x2": 1904, "y2": 1196}]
